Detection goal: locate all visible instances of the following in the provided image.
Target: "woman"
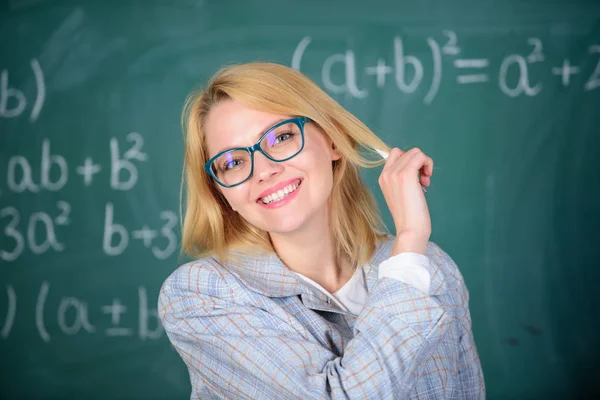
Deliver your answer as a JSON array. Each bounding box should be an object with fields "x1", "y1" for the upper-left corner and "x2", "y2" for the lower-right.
[{"x1": 159, "y1": 62, "x2": 485, "y2": 399}]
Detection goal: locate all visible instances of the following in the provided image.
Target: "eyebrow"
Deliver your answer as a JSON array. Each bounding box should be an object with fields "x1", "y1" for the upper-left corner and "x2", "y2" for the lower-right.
[{"x1": 212, "y1": 117, "x2": 288, "y2": 157}]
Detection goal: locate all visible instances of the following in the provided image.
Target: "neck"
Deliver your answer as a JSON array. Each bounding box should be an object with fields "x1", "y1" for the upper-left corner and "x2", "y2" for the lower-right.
[{"x1": 268, "y1": 206, "x2": 355, "y2": 294}]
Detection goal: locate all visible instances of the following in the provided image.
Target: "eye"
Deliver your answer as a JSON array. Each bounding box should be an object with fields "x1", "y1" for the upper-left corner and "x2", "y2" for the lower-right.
[
  {"x1": 273, "y1": 132, "x2": 293, "y2": 144},
  {"x1": 222, "y1": 158, "x2": 244, "y2": 170}
]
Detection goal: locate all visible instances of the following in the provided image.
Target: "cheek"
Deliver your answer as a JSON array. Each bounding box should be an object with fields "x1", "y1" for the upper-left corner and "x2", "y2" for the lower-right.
[
  {"x1": 221, "y1": 188, "x2": 247, "y2": 210},
  {"x1": 304, "y1": 144, "x2": 335, "y2": 179},
  {"x1": 300, "y1": 139, "x2": 332, "y2": 167},
  {"x1": 293, "y1": 149, "x2": 336, "y2": 201}
]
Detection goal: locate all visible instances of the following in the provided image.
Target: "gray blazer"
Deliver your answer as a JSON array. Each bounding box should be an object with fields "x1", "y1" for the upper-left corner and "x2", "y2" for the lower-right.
[{"x1": 158, "y1": 234, "x2": 486, "y2": 399}]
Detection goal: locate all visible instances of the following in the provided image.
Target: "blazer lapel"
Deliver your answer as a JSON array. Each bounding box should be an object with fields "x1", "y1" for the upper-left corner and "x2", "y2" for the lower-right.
[{"x1": 215, "y1": 234, "x2": 453, "y2": 310}]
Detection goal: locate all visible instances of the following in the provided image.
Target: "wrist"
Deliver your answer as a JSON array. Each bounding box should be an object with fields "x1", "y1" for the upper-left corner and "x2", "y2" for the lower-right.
[{"x1": 391, "y1": 234, "x2": 428, "y2": 256}]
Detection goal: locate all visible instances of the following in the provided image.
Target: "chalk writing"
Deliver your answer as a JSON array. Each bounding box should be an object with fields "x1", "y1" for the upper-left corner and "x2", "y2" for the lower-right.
[
  {"x1": 0, "y1": 281, "x2": 165, "y2": 342},
  {"x1": 6, "y1": 139, "x2": 68, "y2": 193},
  {"x1": 110, "y1": 132, "x2": 147, "y2": 191},
  {"x1": 584, "y1": 45, "x2": 600, "y2": 91},
  {"x1": 2, "y1": 134, "x2": 148, "y2": 195},
  {"x1": 1, "y1": 285, "x2": 16, "y2": 339},
  {"x1": 0, "y1": 130, "x2": 177, "y2": 262},
  {"x1": 103, "y1": 203, "x2": 177, "y2": 259},
  {"x1": 0, "y1": 202, "x2": 70, "y2": 262},
  {"x1": 292, "y1": 33, "x2": 599, "y2": 103},
  {"x1": 0, "y1": 58, "x2": 45, "y2": 122}
]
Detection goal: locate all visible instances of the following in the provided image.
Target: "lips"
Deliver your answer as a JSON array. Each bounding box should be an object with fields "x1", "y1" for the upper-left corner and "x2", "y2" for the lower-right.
[{"x1": 256, "y1": 178, "x2": 303, "y2": 202}]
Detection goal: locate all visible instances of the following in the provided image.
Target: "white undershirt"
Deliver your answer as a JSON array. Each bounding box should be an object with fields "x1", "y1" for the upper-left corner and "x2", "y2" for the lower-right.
[{"x1": 293, "y1": 252, "x2": 431, "y2": 315}]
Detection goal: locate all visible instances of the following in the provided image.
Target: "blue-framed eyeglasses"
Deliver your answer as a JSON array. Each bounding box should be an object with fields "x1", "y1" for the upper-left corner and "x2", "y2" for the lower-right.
[{"x1": 205, "y1": 116, "x2": 311, "y2": 188}]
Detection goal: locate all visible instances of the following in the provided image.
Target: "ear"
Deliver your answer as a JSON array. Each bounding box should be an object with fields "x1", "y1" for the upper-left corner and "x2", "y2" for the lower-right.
[
  {"x1": 330, "y1": 140, "x2": 342, "y2": 162},
  {"x1": 316, "y1": 124, "x2": 342, "y2": 162}
]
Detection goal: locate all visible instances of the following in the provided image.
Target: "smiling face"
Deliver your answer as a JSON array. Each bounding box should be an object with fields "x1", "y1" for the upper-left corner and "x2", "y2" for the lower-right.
[{"x1": 204, "y1": 99, "x2": 342, "y2": 234}]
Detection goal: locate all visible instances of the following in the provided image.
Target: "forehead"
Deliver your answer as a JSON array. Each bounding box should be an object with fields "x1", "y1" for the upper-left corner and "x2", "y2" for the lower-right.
[{"x1": 204, "y1": 99, "x2": 289, "y2": 156}]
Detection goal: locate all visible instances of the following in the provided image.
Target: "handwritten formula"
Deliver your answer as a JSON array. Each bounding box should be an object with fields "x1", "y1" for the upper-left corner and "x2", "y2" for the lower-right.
[
  {"x1": 1, "y1": 134, "x2": 178, "y2": 263},
  {"x1": 1, "y1": 282, "x2": 162, "y2": 342},
  {"x1": 292, "y1": 32, "x2": 600, "y2": 103}
]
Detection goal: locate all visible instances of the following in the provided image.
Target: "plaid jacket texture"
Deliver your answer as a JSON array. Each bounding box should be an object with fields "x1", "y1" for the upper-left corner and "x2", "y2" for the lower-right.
[{"x1": 158, "y1": 235, "x2": 485, "y2": 399}]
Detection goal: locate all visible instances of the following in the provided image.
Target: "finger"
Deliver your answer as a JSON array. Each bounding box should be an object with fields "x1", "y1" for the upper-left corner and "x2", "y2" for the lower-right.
[
  {"x1": 424, "y1": 156, "x2": 434, "y2": 176},
  {"x1": 388, "y1": 147, "x2": 419, "y2": 172},
  {"x1": 387, "y1": 152, "x2": 421, "y2": 185},
  {"x1": 420, "y1": 173, "x2": 431, "y2": 187},
  {"x1": 417, "y1": 155, "x2": 433, "y2": 186},
  {"x1": 420, "y1": 156, "x2": 434, "y2": 178},
  {"x1": 405, "y1": 149, "x2": 431, "y2": 174},
  {"x1": 382, "y1": 147, "x2": 405, "y2": 172},
  {"x1": 401, "y1": 150, "x2": 431, "y2": 186},
  {"x1": 389, "y1": 148, "x2": 406, "y2": 162},
  {"x1": 402, "y1": 148, "x2": 428, "y2": 173}
]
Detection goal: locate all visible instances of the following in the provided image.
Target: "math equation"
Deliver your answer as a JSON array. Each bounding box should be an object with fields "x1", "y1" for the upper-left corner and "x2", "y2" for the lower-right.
[
  {"x1": 0, "y1": 132, "x2": 178, "y2": 263},
  {"x1": 1, "y1": 282, "x2": 162, "y2": 342},
  {"x1": 292, "y1": 32, "x2": 600, "y2": 103}
]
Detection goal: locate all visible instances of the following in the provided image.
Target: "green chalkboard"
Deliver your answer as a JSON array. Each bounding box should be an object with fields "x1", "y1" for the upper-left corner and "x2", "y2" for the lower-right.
[{"x1": 1, "y1": 1, "x2": 599, "y2": 398}]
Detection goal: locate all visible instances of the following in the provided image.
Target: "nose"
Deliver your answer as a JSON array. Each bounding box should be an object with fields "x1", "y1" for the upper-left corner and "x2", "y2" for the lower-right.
[{"x1": 252, "y1": 150, "x2": 282, "y2": 182}]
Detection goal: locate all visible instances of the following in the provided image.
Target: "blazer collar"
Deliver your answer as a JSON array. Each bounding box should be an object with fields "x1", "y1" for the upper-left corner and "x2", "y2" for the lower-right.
[{"x1": 216, "y1": 234, "x2": 446, "y2": 309}]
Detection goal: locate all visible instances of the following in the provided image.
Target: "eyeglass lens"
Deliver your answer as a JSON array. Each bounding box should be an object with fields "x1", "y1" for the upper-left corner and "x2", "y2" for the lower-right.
[{"x1": 211, "y1": 120, "x2": 304, "y2": 186}]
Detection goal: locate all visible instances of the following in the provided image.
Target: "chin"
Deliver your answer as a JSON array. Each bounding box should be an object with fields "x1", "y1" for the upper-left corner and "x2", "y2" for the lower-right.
[{"x1": 249, "y1": 213, "x2": 307, "y2": 234}]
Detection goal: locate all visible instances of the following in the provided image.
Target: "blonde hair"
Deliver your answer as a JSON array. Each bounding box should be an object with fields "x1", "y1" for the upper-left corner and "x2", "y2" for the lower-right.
[{"x1": 180, "y1": 62, "x2": 392, "y2": 270}]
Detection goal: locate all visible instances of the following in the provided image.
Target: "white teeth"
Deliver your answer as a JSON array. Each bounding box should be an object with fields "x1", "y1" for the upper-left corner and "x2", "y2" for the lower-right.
[{"x1": 260, "y1": 181, "x2": 300, "y2": 204}]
